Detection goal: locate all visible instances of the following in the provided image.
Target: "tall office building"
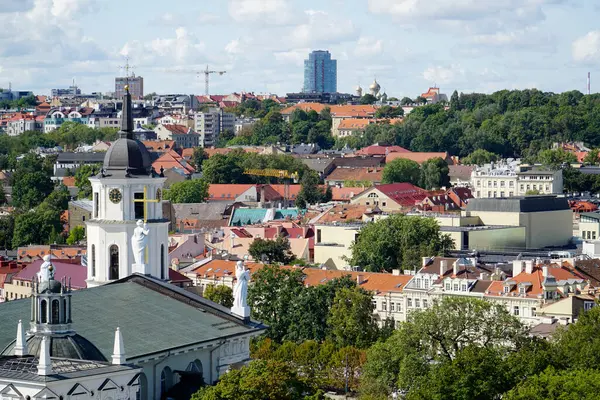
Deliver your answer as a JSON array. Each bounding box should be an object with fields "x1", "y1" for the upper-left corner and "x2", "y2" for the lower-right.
[
  {"x1": 303, "y1": 50, "x2": 337, "y2": 93},
  {"x1": 115, "y1": 75, "x2": 144, "y2": 99}
]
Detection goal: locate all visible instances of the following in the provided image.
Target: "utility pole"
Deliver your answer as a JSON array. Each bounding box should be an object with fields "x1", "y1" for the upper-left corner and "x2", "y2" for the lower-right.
[{"x1": 201, "y1": 65, "x2": 226, "y2": 96}]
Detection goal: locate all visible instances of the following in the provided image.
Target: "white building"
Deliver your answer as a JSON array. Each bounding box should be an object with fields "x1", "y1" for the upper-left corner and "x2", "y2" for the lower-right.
[
  {"x1": 471, "y1": 160, "x2": 563, "y2": 198},
  {"x1": 195, "y1": 108, "x2": 235, "y2": 147}
]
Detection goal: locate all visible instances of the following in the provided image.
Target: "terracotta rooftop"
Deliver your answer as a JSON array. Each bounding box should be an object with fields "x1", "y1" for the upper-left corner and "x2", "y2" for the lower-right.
[
  {"x1": 162, "y1": 124, "x2": 194, "y2": 135},
  {"x1": 386, "y1": 151, "x2": 452, "y2": 165},
  {"x1": 355, "y1": 145, "x2": 411, "y2": 156},
  {"x1": 326, "y1": 167, "x2": 383, "y2": 183},
  {"x1": 314, "y1": 204, "x2": 373, "y2": 224},
  {"x1": 367, "y1": 183, "x2": 429, "y2": 207},
  {"x1": 338, "y1": 118, "x2": 372, "y2": 130},
  {"x1": 209, "y1": 184, "x2": 254, "y2": 201}
]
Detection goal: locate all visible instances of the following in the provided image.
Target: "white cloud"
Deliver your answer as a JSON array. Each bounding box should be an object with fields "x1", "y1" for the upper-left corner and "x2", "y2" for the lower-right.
[
  {"x1": 121, "y1": 27, "x2": 206, "y2": 65},
  {"x1": 288, "y1": 10, "x2": 357, "y2": 47},
  {"x1": 198, "y1": 13, "x2": 220, "y2": 24},
  {"x1": 225, "y1": 39, "x2": 242, "y2": 55},
  {"x1": 573, "y1": 31, "x2": 600, "y2": 64},
  {"x1": 274, "y1": 48, "x2": 311, "y2": 66},
  {"x1": 354, "y1": 37, "x2": 383, "y2": 57},
  {"x1": 368, "y1": 0, "x2": 563, "y2": 34},
  {"x1": 423, "y1": 64, "x2": 466, "y2": 85},
  {"x1": 1, "y1": 0, "x2": 35, "y2": 12},
  {"x1": 228, "y1": 0, "x2": 293, "y2": 24}
]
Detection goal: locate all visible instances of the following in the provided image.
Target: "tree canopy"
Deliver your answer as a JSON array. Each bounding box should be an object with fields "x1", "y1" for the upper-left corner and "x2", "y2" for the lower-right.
[
  {"x1": 248, "y1": 236, "x2": 294, "y2": 264},
  {"x1": 349, "y1": 214, "x2": 454, "y2": 272},
  {"x1": 164, "y1": 179, "x2": 209, "y2": 203},
  {"x1": 203, "y1": 284, "x2": 234, "y2": 308},
  {"x1": 382, "y1": 158, "x2": 421, "y2": 185}
]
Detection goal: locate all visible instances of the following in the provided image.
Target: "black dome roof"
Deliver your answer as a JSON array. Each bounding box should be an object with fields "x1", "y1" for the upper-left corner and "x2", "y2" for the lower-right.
[
  {"x1": 38, "y1": 279, "x2": 62, "y2": 294},
  {"x1": 103, "y1": 138, "x2": 152, "y2": 176},
  {"x1": 2, "y1": 334, "x2": 107, "y2": 362}
]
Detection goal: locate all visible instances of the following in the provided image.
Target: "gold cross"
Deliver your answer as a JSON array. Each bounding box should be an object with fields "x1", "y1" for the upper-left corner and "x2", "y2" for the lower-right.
[{"x1": 133, "y1": 186, "x2": 159, "y2": 223}]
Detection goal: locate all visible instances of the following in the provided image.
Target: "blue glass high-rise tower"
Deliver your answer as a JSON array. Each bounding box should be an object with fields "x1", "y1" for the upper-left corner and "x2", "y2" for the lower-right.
[{"x1": 303, "y1": 50, "x2": 337, "y2": 93}]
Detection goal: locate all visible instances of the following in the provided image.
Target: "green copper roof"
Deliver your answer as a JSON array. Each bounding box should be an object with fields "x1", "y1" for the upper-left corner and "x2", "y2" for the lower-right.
[{"x1": 0, "y1": 275, "x2": 265, "y2": 361}]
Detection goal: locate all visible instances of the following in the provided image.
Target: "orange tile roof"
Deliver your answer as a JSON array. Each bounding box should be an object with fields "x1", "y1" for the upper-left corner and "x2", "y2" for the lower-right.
[
  {"x1": 209, "y1": 184, "x2": 255, "y2": 200},
  {"x1": 386, "y1": 152, "x2": 451, "y2": 165},
  {"x1": 281, "y1": 103, "x2": 378, "y2": 118},
  {"x1": 326, "y1": 167, "x2": 383, "y2": 183},
  {"x1": 205, "y1": 148, "x2": 234, "y2": 158},
  {"x1": 17, "y1": 245, "x2": 86, "y2": 261},
  {"x1": 338, "y1": 118, "x2": 372, "y2": 130},
  {"x1": 152, "y1": 152, "x2": 195, "y2": 174},
  {"x1": 355, "y1": 145, "x2": 411, "y2": 156},
  {"x1": 162, "y1": 124, "x2": 193, "y2": 135},
  {"x1": 181, "y1": 148, "x2": 194, "y2": 158},
  {"x1": 191, "y1": 260, "x2": 413, "y2": 294},
  {"x1": 486, "y1": 264, "x2": 586, "y2": 299},
  {"x1": 62, "y1": 176, "x2": 76, "y2": 187},
  {"x1": 331, "y1": 187, "x2": 366, "y2": 201},
  {"x1": 314, "y1": 204, "x2": 371, "y2": 223},
  {"x1": 281, "y1": 103, "x2": 327, "y2": 115},
  {"x1": 270, "y1": 184, "x2": 302, "y2": 200},
  {"x1": 421, "y1": 87, "x2": 440, "y2": 98}
]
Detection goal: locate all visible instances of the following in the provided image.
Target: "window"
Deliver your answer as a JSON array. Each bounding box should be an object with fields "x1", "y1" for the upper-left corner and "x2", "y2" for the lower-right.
[
  {"x1": 317, "y1": 229, "x2": 322, "y2": 243},
  {"x1": 382, "y1": 202, "x2": 387, "y2": 207},
  {"x1": 423, "y1": 299, "x2": 428, "y2": 308},
  {"x1": 91, "y1": 245, "x2": 96, "y2": 277},
  {"x1": 407, "y1": 298, "x2": 412, "y2": 308},
  {"x1": 453, "y1": 284, "x2": 459, "y2": 291},
  {"x1": 461, "y1": 284, "x2": 467, "y2": 292},
  {"x1": 500, "y1": 192, "x2": 504, "y2": 197},
  {"x1": 94, "y1": 193, "x2": 99, "y2": 218},
  {"x1": 415, "y1": 299, "x2": 420, "y2": 308},
  {"x1": 585, "y1": 302, "x2": 594, "y2": 311},
  {"x1": 415, "y1": 278, "x2": 421, "y2": 288},
  {"x1": 477, "y1": 180, "x2": 481, "y2": 187},
  {"x1": 513, "y1": 306, "x2": 519, "y2": 316},
  {"x1": 445, "y1": 283, "x2": 450, "y2": 290},
  {"x1": 504, "y1": 286, "x2": 510, "y2": 293},
  {"x1": 40, "y1": 300, "x2": 47, "y2": 323},
  {"x1": 109, "y1": 245, "x2": 119, "y2": 280},
  {"x1": 161, "y1": 367, "x2": 173, "y2": 397},
  {"x1": 424, "y1": 280, "x2": 429, "y2": 289},
  {"x1": 134, "y1": 192, "x2": 144, "y2": 220},
  {"x1": 493, "y1": 181, "x2": 497, "y2": 187},
  {"x1": 390, "y1": 302, "x2": 395, "y2": 312},
  {"x1": 372, "y1": 300, "x2": 376, "y2": 308},
  {"x1": 520, "y1": 184, "x2": 524, "y2": 190},
  {"x1": 51, "y1": 299, "x2": 60, "y2": 324},
  {"x1": 509, "y1": 192, "x2": 514, "y2": 196},
  {"x1": 488, "y1": 191, "x2": 491, "y2": 197},
  {"x1": 382, "y1": 302, "x2": 387, "y2": 311},
  {"x1": 509, "y1": 181, "x2": 514, "y2": 187},
  {"x1": 532, "y1": 307, "x2": 537, "y2": 316},
  {"x1": 500, "y1": 181, "x2": 505, "y2": 187}
]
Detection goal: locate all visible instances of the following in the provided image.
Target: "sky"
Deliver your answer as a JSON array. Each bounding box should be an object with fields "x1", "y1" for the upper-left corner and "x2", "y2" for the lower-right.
[{"x1": 2, "y1": 0, "x2": 600, "y2": 99}]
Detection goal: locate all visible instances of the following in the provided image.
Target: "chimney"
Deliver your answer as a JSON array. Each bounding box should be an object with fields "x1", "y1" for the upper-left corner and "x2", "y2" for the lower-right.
[
  {"x1": 37, "y1": 336, "x2": 52, "y2": 376},
  {"x1": 14, "y1": 320, "x2": 27, "y2": 357},
  {"x1": 453, "y1": 261, "x2": 459, "y2": 276},
  {"x1": 440, "y1": 260, "x2": 448, "y2": 276},
  {"x1": 112, "y1": 327, "x2": 126, "y2": 365},
  {"x1": 479, "y1": 272, "x2": 489, "y2": 280},
  {"x1": 512, "y1": 260, "x2": 525, "y2": 277},
  {"x1": 392, "y1": 269, "x2": 401, "y2": 276},
  {"x1": 422, "y1": 257, "x2": 431, "y2": 267},
  {"x1": 542, "y1": 266, "x2": 549, "y2": 278},
  {"x1": 525, "y1": 260, "x2": 533, "y2": 274},
  {"x1": 356, "y1": 275, "x2": 364, "y2": 285}
]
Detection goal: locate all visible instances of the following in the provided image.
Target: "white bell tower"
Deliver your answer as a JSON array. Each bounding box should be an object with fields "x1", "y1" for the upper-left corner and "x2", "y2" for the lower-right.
[{"x1": 85, "y1": 87, "x2": 169, "y2": 287}]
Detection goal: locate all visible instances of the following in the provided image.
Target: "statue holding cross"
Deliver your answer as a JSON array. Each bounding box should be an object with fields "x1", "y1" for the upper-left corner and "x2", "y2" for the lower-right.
[{"x1": 131, "y1": 186, "x2": 160, "y2": 265}]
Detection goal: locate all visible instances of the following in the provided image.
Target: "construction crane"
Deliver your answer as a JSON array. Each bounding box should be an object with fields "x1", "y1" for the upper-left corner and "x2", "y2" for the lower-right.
[
  {"x1": 201, "y1": 65, "x2": 227, "y2": 96},
  {"x1": 244, "y1": 169, "x2": 299, "y2": 208}
]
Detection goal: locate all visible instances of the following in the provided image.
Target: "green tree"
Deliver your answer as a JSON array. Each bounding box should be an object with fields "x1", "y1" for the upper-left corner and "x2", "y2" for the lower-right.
[
  {"x1": 296, "y1": 171, "x2": 327, "y2": 208},
  {"x1": 359, "y1": 94, "x2": 378, "y2": 105},
  {"x1": 203, "y1": 284, "x2": 234, "y2": 308},
  {"x1": 0, "y1": 215, "x2": 15, "y2": 250},
  {"x1": 0, "y1": 185, "x2": 6, "y2": 205},
  {"x1": 419, "y1": 157, "x2": 450, "y2": 190},
  {"x1": 461, "y1": 149, "x2": 500, "y2": 165},
  {"x1": 66, "y1": 226, "x2": 86, "y2": 245},
  {"x1": 248, "y1": 236, "x2": 293, "y2": 264},
  {"x1": 12, "y1": 208, "x2": 63, "y2": 248},
  {"x1": 192, "y1": 359, "x2": 313, "y2": 400},
  {"x1": 349, "y1": 214, "x2": 453, "y2": 272},
  {"x1": 553, "y1": 305, "x2": 600, "y2": 369},
  {"x1": 415, "y1": 96, "x2": 427, "y2": 104},
  {"x1": 216, "y1": 129, "x2": 235, "y2": 147},
  {"x1": 327, "y1": 286, "x2": 379, "y2": 348},
  {"x1": 192, "y1": 147, "x2": 208, "y2": 170},
  {"x1": 74, "y1": 164, "x2": 100, "y2": 199},
  {"x1": 504, "y1": 368, "x2": 600, "y2": 400},
  {"x1": 375, "y1": 106, "x2": 403, "y2": 119},
  {"x1": 583, "y1": 149, "x2": 600, "y2": 166},
  {"x1": 526, "y1": 189, "x2": 541, "y2": 195},
  {"x1": 537, "y1": 148, "x2": 577, "y2": 169},
  {"x1": 382, "y1": 158, "x2": 421, "y2": 185},
  {"x1": 449, "y1": 90, "x2": 460, "y2": 111},
  {"x1": 11, "y1": 154, "x2": 54, "y2": 210},
  {"x1": 41, "y1": 185, "x2": 71, "y2": 212},
  {"x1": 164, "y1": 179, "x2": 209, "y2": 203},
  {"x1": 247, "y1": 265, "x2": 305, "y2": 342}
]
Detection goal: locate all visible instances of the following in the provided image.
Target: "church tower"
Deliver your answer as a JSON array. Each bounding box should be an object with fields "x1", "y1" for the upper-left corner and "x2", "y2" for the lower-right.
[{"x1": 85, "y1": 86, "x2": 169, "y2": 287}]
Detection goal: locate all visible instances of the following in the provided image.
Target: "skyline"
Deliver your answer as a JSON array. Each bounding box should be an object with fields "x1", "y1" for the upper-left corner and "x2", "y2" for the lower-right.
[{"x1": 2, "y1": 1, "x2": 600, "y2": 97}]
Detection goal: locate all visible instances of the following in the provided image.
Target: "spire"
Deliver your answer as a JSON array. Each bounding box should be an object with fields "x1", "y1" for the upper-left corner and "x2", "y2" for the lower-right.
[
  {"x1": 119, "y1": 86, "x2": 134, "y2": 139},
  {"x1": 111, "y1": 327, "x2": 126, "y2": 365},
  {"x1": 37, "y1": 336, "x2": 52, "y2": 376},
  {"x1": 14, "y1": 320, "x2": 27, "y2": 357}
]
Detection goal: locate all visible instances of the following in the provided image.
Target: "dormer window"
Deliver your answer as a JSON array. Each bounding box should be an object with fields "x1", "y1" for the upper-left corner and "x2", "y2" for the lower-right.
[
  {"x1": 503, "y1": 286, "x2": 510, "y2": 294},
  {"x1": 519, "y1": 287, "x2": 526, "y2": 295}
]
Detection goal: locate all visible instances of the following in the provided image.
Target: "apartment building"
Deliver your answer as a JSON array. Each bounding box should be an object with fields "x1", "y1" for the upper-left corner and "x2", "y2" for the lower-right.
[
  {"x1": 194, "y1": 108, "x2": 235, "y2": 147},
  {"x1": 471, "y1": 160, "x2": 563, "y2": 198}
]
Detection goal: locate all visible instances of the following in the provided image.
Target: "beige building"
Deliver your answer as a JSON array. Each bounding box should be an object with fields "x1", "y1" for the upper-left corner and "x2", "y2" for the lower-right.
[
  {"x1": 580, "y1": 212, "x2": 600, "y2": 240},
  {"x1": 464, "y1": 196, "x2": 572, "y2": 249},
  {"x1": 471, "y1": 161, "x2": 563, "y2": 199},
  {"x1": 313, "y1": 224, "x2": 360, "y2": 269}
]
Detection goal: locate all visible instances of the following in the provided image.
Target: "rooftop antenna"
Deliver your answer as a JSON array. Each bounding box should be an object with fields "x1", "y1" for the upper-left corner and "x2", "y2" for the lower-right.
[{"x1": 118, "y1": 56, "x2": 136, "y2": 86}]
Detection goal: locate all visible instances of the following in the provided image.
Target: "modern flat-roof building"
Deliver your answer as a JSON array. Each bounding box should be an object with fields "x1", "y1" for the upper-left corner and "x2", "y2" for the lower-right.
[
  {"x1": 115, "y1": 76, "x2": 143, "y2": 99},
  {"x1": 471, "y1": 160, "x2": 563, "y2": 198},
  {"x1": 303, "y1": 50, "x2": 337, "y2": 93}
]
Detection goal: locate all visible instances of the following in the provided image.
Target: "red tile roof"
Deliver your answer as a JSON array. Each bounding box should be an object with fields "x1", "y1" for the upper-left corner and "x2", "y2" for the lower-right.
[
  {"x1": 152, "y1": 152, "x2": 195, "y2": 175},
  {"x1": 209, "y1": 184, "x2": 254, "y2": 201},
  {"x1": 386, "y1": 152, "x2": 452, "y2": 165},
  {"x1": 338, "y1": 119, "x2": 372, "y2": 130},
  {"x1": 326, "y1": 167, "x2": 383, "y2": 183},
  {"x1": 142, "y1": 140, "x2": 176, "y2": 152},
  {"x1": 314, "y1": 204, "x2": 372, "y2": 223},
  {"x1": 331, "y1": 187, "x2": 366, "y2": 201},
  {"x1": 162, "y1": 124, "x2": 193, "y2": 135},
  {"x1": 370, "y1": 183, "x2": 429, "y2": 207},
  {"x1": 15, "y1": 259, "x2": 87, "y2": 289},
  {"x1": 355, "y1": 145, "x2": 411, "y2": 156}
]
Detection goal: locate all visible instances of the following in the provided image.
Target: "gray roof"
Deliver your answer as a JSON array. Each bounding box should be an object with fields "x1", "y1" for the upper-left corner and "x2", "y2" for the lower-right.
[
  {"x1": 466, "y1": 196, "x2": 569, "y2": 213},
  {"x1": 69, "y1": 200, "x2": 93, "y2": 212},
  {"x1": 300, "y1": 158, "x2": 334, "y2": 174},
  {"x1": 0, "y1": 355, "x2": 136, "y2": 383},
  {"x1": 56, "y1": 152, "x2": 106, "y2": 163},
  {"x1": 3, "y1": 334, "x2": 106, "y2": 362},
  {"x1": 172, "y1": 202, "x2": 229, "y2": 221},
  {"x1": 0, "y1": 274, "x2": 265, "y2": 361}
]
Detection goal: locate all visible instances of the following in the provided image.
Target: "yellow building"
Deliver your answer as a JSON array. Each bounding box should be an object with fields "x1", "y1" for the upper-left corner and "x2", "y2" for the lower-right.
[
  {"x1": 313, "y1": 224, "x2": 360, "y2": 269},
  {"x1": 580, "y1": 212, "x2": 600, "y2": 240}
]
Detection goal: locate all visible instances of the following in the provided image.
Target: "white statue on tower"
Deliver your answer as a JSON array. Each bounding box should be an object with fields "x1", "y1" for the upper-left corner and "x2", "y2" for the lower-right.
[
  {"x1": 131, "y1": 220, "x2": 149, "y2": 266},
  {"x1": 231, "y1": 260, "x2": 250, "y2": 318},
  {"x1": 37, "y1": 255, "x2": 54, "y2": 282}
]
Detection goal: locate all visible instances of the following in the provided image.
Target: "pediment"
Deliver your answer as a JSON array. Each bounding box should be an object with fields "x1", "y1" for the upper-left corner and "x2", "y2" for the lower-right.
[
  {"x1": 0, "y1": 384, "x2": 23, "y2": 397},
  {"x1": 33, "y1": 387, "x2": 60, "y2": 399},
  {"x1": 67, "y1": 383, "x2": 91, "y2": 396}
]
